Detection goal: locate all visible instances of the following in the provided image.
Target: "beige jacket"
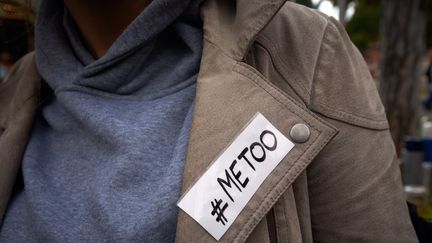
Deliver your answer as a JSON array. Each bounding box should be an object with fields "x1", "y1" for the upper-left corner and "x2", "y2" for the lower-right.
[{"x1": 0, "y1": 0, "x2": 418, "y2": 242}]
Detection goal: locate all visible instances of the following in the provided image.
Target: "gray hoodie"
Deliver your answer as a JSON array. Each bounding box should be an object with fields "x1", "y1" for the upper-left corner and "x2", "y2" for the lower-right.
[{"x1": 0, "y1": 0, "x2": 203, "y2": 241}]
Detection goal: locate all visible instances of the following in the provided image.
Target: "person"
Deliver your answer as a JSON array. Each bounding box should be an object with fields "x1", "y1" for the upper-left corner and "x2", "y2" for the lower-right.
[{"x1": 0, "y1": 0, "x2": 418, "y2": 242}]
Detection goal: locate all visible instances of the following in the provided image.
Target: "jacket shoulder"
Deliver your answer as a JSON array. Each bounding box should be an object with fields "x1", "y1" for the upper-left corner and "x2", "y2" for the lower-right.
[
  {"x1": 251, "y1": 2, "x2": 388, "y2": 129},
  {"x1": 251, "y1": 2, "x2": 329, "y2": 105}
]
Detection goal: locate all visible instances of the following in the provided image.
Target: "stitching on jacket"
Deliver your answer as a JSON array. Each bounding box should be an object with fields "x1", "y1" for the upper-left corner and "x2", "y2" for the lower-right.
[
  {"x1": 231, "y1": 61, "x2": 337, "y2": 242},
  {"x1": 274, "y1": 206, "x2": 281, "y2": 242},
  {"x1": 239, "y1": 122, "x2": 333, "y2": 242},
  {"x1": 204, "y1": 36, "x2": 237, "y2": 60},
  {"x1": 250, "y1": 41, "x2": 307, "y2": 105},
  {"x1": 314, "y1": 101, "x2": 389, "y2": 128},
  {"x1": 237, "y1": 134, "x2": 319, "y2": 242},
  {"x1": 237, "y1": 129, "x2": 323, "y2": 242},
  {"x1": 309, "y1": 19, "x2": 389, "y2": 131},
  {"x1": 257, "y1": 34, "x2": 313, "y2": 99},
  {"x1": 281, "y1": 194, "x2": 290, "y2": 240},
  {"x1": 309, "y1": 18, "x2": 331, "y2": 108},
  {"x1": 252, "y1": 38, "x2": 310, "y2": 105},
  {"x1": 315, "y1": 99, "x2": 388, "y2": 123},
  {"x1": 232, "y1": 62, "x2": 321, "y2": 242},
  {"x1": 236, "y1": 66, "x2": 317, "y2": 129},
  {"x1": 316, "y1": 98, "x2": 387, "y2": 122},
  {"x1": 271, "y1": 202, "x2": 282, "y2": 243},
  {"x1": 254, "y1": 6, "x2": 332, "y2": 106},
  {"x1": 280, "y1": 191, "x2": 302, "y2": 241},
  {"x1": 202, "y1": 1, "x2": 287, "y2": 62},
  {"x1": 315, "y1": 20, "x2": 388, "y2": 125},
  {"x1": 238, "y1": 2, "x2": 286, "y2": 61},
  {"x1": 233, "y1": 61, "x2": 337, "y2": 133}
]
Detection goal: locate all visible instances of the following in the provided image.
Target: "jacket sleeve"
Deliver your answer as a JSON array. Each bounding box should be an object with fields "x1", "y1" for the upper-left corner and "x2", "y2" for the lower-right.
[{"x1": 306, "y1": 17, "x2": 418, "y2": 242}]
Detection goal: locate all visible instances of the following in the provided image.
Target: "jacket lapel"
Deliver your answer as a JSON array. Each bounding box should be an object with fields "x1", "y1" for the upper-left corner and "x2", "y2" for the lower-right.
[{"x1": 175, "y1": 35, "x2": 337, "y2": 242}]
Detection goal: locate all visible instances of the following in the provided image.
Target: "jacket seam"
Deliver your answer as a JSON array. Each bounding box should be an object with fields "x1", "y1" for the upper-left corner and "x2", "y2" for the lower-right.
[
  {"x1": 204, "y1": 36, "x2": 237, "y2": 60},
  {"x1": 237, "y1": 123, "x2": 334, "y2": 242},
  {"x1": 232, "y1": 61, "x2": 337, "y2": 242},
  {"x1": 233, "y1": 62, "x2": 337, "y2": 133},
  {"x1": 236, "y1": 127, "x2": 320, "y2": 242},
  {"x1": 272, "y1": 207, "x2": 280, "y2": 243},
  {"x1": 315, "y1": 99, "x2": 388, "y2": 122},
  {"x1": 239, "y1": 1, "x2": 287, "y2": 61},
  {"x1": 251, "y1": 40, "x2": 308, "y2": 106},
  {"x1": 256, "y1": 34, "x2": 312, "y2": 100},
  {"x1": 234, "y1": 62, "x2": 318, "y2": 130},
  {"x1": 281, "y1": 195, "x2": 290, "y2": 241},
  {"x1": 309, "y1": 17, "x2": 331, "y2": 108},
  {"x1": 309, "y1": 19, "x2": 389, "y2": 130},
  {"x1": 202, "y1": 1, "x2": 285, "y2": 61}
]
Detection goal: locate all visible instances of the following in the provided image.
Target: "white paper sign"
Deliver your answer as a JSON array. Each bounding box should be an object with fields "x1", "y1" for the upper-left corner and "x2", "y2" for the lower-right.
[{"x1": 177, "y1": 113, "x2": 295, "y2": 240}]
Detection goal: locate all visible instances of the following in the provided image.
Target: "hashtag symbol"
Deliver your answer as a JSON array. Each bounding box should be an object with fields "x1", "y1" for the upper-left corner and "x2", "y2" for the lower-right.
[{"x1": 211, "y1": 199, "x2": 229, "y2": 225}]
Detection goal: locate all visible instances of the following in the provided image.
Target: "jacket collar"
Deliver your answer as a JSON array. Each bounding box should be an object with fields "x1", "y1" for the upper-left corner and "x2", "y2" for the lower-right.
[{"x1": 201, "y1": 0, "x2": 287, "y2": 60}]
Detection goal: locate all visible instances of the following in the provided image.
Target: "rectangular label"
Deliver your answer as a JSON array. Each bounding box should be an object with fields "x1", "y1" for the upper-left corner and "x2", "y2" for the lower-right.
[{"x1": 177, "y1": 113, "x2": 295, "y2": 240}]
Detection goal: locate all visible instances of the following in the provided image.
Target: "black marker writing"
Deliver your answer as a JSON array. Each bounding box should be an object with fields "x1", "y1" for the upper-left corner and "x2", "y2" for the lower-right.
[
  {"x1": 217, "y1": 169, "x2": 242, "y2": 202},
  {"x1": 211, "y1": 198, "x2": 229, "y2": 226},
  {"x1": 216, "y1": 129, "x2": 278, "y2": 203},
  {"x1": 230, "y1": 160, "x2": 249, "y2": 188},
  {"x1": 238, "y1": 147, "x2": 255, "y2": 171}
]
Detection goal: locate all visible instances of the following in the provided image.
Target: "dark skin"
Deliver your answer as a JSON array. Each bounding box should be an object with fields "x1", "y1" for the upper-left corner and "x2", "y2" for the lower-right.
[{"x1": 63, "y1": 0, "x2": 152, "y2": 59}]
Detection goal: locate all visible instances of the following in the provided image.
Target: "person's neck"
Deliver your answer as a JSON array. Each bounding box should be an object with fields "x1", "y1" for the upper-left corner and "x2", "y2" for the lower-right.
[{"x1": 64, "y1": 0, "x2": 152, "y2": 59}]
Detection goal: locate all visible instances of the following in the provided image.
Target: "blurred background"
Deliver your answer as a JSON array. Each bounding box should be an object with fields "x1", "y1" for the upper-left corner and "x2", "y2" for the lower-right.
[
  {"x1": 1, "y1": 0, "x2": 432, "y2": 241},
  {"x1": 0, "y1": 0, "x2": 34, "y2": 70}
]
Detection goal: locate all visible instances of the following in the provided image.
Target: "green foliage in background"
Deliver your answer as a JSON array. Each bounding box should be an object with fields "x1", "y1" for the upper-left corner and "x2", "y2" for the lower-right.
[
  {"x1": 295, "y1": 0, "x2": 314, "y2": 8},
  {"x1": 294, "y1": 0, "x2": 381, "y2": 51},
  {"x1": 345, "y1": 0, "x2": 380, "y2": 51},
  {"x1": 347, "y1": 0, "x2": 431, "y2": 50}
]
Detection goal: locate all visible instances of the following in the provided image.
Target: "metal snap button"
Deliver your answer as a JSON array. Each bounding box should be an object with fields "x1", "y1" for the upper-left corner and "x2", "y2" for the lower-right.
[{"x1": 289, "y1": 123, "x2": 310, "y2": 143}]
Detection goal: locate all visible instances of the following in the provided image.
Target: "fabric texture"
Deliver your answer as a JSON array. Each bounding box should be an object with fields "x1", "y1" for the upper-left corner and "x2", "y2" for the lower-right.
[{"x1": 0, "y1": 0, "x2": 203, "y2": 242}]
